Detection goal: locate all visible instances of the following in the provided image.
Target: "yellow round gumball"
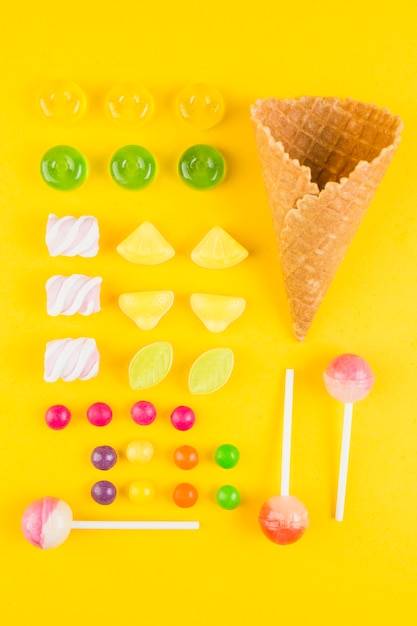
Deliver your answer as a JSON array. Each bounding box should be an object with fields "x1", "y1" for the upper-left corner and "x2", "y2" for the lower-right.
[
  {"x1": 128, "y1": 481, "x2": 155, "y2": 504},
  {"x1": 126, "y1": 440, "x2": 154, "y2": 464}
]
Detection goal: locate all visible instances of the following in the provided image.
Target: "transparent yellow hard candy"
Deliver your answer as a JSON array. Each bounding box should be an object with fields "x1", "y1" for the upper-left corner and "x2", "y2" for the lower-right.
[
  {"x1": 119, "y1": 291, "x2": 174, "y2": 330},
  {"x1": 175, "y1": 83, "x2": 224, "y2": 130},
  {"x1": 188, "y1": 348, "x2": 234, "y2": 394},
  {"x1": 129, "y1": 342, "x2": 173, "y2": 389},
  {"x1": 191, "y1": 227, "x2": 248, "y2": 269},
  {"x1": 190, "y1": 294, "x2": 246, "y2": 332},
  {"x1": 116, "y1": 222, "x2": 175, "y2": 265},
  {"x1": 105, "y1": 83, "x2": 154, "y2": 128}
]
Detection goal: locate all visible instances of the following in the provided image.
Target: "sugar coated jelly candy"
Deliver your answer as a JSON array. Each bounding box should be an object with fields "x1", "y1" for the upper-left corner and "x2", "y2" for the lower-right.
[
  {"x1": 129, "y1": 480, "x2": 155, "y2": 503},
  {"x1": 22, "y1": 497, "x2": 73, "y2": 549},
  {"x1": 214, "y1": 444, "x2": 240, "y2": 469},
  {"x1": 176, "y1": 84, "x2": 224, "y2": 130},
  {"x1": 91, "y1": 480, "x2": 117, "y2": 505},
  {"x1": 178, "y1": 144, "x2": 225, "y2": 190},
  {"x1": 110, "y1": 145, "x2": 157, "y2": 190},
  {"x1": 126, "y1": 440, "x2": 154, "y2": 464},
  {"x1": 173, "y1": 445, "x2": 199, "y2": 470},
  {"x1": 128, "y1": 342, "x2": 173, "y2": 390},
  {"x1": 106, "y1": 83, "x2": 154, "y2": 127},
  {"x1": 170, "y1": 406, "x2": 196, "y2": 431},
  {"x1": 41, "y1": 145, "x2": 88, "y2": 191},
  {"x1": 173, "y1": 483, "x2": 198, "y2": 508},
  {"x1": 87, "y1": 402, "x2": 113, "y2": 427},
  {"x1": 91, "y1": 446, "x2": 117, "y2": 470},
  {"x1": 45, "y1": 404, "x2": 71, "y2": 430},
  {"x1": 190, "y1": 227, "x2": 248, "y2": 269},
  {"x1": 190, "y1": 293, "x2": 246, "y2": 332},
  {"x1": 119, "y1": 291, "x2": 174, "y2": 330},
  {"x1": 188, "y1": 348, "x2": 234, "y2": 395},
  {"x1": 39, "y1": 80, "x2": 86, "y2": 124},
  {"x1": 323, "y1": 354, "x2": 375, "y2": 403},
  {"x1": 131, "y1": 400, "x2": 157, "y2": 426},
  {"x1": 216, "y1": 485, "x2": 241, "y2": 510},
  {"x1": 258, "y1": 495, "x2": 309, "y2": 545},
  {"x1": 116, "y1": 222, "x2": 175, "y2": 265}
]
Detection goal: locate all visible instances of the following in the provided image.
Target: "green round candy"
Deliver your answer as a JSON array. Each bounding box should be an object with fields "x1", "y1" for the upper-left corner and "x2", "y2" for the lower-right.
[
  {"x1": 178, "y1": 144, "x2": 225, "y2": 190},
  {"x1": 110, "y1": 145, "x2": 157, "y2": 190},
  {"x1": 216, "y1": 485, "x2": 241, "y2": 510},
  {"x1": 40, "y1": 145, "x2": 87, "y2": 191},
  {"x1": 214, "y1": 444, "x2": 240, "y2": 469}
]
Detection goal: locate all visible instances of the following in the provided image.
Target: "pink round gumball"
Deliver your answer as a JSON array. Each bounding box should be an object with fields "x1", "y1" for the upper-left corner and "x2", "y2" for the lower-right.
[
  {"x1": 170, "y1": 406, "x2": 195, "y2": 431},
  {"x1": 45, "y1": 405, "x2": 71, "y2": 430},
  {"x1": 21, "y1": 497, "x2": 73, "y2": 549},
  {"x1": 131, "y1": 401, "x2": 156, "y2": 426},
  {"x1": 323, "y1": 354, "x2": 375, "y2": 403},
  {"x1": 258, "y1": 495, "x2": 309, "y2": 545},
  {"x1": 87, "y1": 402, "x2": 113, "y2": 427}
]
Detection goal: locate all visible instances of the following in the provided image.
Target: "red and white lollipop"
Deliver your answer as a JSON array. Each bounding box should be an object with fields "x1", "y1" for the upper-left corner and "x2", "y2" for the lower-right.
[
  {"x1": 22, "y1": 497, "x2": 199, "y2": 549},
  {"x1": 324, "y1": 354, "x2": 375, "y2": 521},
  {"x1": 258, "y1": 370, "x2": 309, "y2": 545}
]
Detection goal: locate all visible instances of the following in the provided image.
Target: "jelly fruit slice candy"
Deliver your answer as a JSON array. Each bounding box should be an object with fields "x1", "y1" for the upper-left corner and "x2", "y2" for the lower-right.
[
  {"x1": 119, "y1": 291, "x2": 174, "y2": 330},
  {"x1": 191, "y1": 227, "x2": 248, "y2": 269},
  {"x1": 116, "y1": 222, "x2": 175, "y2": 265},
  {"x1": 129, "y1": 342, "x2": 173, "y2": 390},
  {"x1": 190, "y1": 293, "x2": 246, "y2": 332},
  {"x1": 188, "y1": 348, "x2": 234, "y2": 395}
]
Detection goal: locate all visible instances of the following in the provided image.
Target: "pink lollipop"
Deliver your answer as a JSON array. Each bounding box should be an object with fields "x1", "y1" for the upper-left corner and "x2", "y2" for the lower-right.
[
  {"x1": 22, "y1": 497, "x2": 199, "y2": 549},
  {"x1": 258, "y1": 370, "x2": 309, "y2": 545},
  {"x1": 323, "y1": 354, "x2": 375, "y2": 521}
]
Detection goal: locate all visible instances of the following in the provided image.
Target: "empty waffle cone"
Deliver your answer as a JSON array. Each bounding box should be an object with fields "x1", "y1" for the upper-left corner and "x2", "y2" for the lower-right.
[{"x1": 251, "y1": 96, "x2": 403, "y2": 341}]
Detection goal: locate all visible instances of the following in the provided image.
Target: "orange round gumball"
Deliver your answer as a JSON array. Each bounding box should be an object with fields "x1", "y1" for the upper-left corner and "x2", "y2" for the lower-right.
[
  {"x1": 173, "y1": 445, "x2": 199, "y2": 470},
  {"x1": 173, "y1": 483, "x2": 198, "y2": 508}
]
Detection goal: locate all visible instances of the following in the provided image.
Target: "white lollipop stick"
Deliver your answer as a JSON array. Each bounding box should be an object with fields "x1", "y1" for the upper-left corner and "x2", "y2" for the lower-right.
[
  {"x1": 72, "y1": 520, "x2": 199, "y2": 530},
  {"x1": 280, "y1": 369, "x2": 294, "y2": 497},
  {"x1": 335, "y1": 402, "x2": 353, "y2": 522}
]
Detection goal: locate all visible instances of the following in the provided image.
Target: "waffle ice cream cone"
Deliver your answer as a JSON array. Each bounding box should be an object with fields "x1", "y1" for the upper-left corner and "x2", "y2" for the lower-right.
[{"x1": 250, "y1": 96, "x2": 403, "y2": 341}]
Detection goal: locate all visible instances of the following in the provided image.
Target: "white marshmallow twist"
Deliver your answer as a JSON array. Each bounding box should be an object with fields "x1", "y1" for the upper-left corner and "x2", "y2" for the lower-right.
[
  {"x1": 46, "y1": 274, "x2": 102, "y2": 316},
  {"x1": 44, "y1": 338, "x2": 99, "y2": 382},
  {"x1": 46, "y1": 214, "x2": 99, "y2": 258}
]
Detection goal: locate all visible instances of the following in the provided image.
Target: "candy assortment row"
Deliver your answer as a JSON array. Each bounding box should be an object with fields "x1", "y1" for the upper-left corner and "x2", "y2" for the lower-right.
[
  {"x1": 90, "y1": 479, "x2": 241, "y2": 510},
  {"x1": 39, "y1": 81, "x2": 225, "y2": 130},
  {"x1": 41, "y1": 144, "x2": 226, "y2": 191},
  {"x1": 46, "y1": 217, "x2": 248, "y2": 268},
  {"x1": 90, "y1": 443, "x2": 240, "y2": 470},
  {"x1": 45, "y1": 402, "x2": 198, "y2": 430}
]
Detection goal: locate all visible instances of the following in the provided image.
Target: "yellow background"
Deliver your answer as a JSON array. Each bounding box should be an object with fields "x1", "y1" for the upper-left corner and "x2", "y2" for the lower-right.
[{"x1": 1, "y1": 0, "x2": 416, "y2": 623}]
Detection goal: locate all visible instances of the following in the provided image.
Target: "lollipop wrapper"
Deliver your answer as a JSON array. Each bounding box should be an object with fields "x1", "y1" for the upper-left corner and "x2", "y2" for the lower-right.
[{"x1": 250, "y1": 97, "x2": 403, "y2": 341}]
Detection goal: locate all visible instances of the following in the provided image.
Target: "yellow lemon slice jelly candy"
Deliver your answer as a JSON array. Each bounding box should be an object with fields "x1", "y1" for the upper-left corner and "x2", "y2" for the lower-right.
[
  {"x1": 188, "y1": 348, "x2": 234, "y2": 394},
  {"x1": 190, "y1": 294, "x2": 246, "y2": 332},
  {"x1": 119, "y1": 291, "x2": 174, "y2": 330},
  {"x1": 116, "y1": 222, "x2": 175, "y2": 265},
  {"x1": 190, "y1": 227, "x2": 248, "y2": 269},
  {"x1": 129, "y1": 342, "x2": 173, "y2": 389}
]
